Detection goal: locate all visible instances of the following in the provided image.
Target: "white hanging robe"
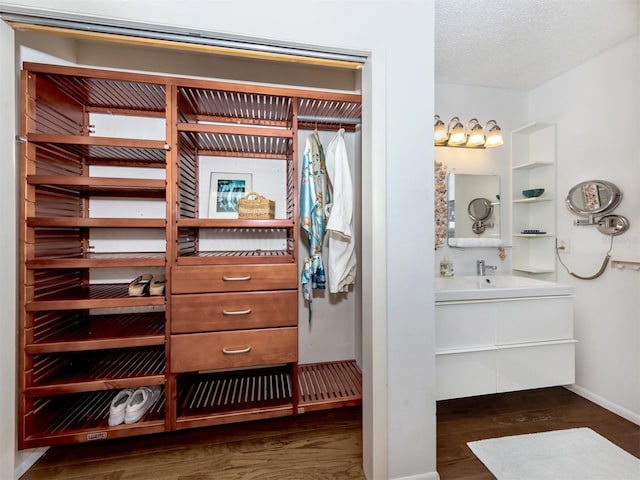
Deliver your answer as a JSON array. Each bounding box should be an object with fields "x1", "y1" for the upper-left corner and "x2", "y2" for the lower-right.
[{"x1": 325, "y1": 128, "x2": 357, "y2": 293}]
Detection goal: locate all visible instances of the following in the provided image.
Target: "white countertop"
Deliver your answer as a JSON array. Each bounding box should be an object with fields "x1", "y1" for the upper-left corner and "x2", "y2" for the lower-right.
[{"x1": 436, "y1": 275, "x2": 575, "y2": 302}]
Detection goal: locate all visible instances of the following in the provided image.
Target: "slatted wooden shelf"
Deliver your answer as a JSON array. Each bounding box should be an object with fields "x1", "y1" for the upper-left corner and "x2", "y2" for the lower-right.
[
  {"x1": 298, "y1": 360, "x2": 362, "y2": 412},
  {"x1": 23, "y1": 389, "x2": 165, "y2": 448},
  {"x1": 38, "y1": 67, "x2": 167, "y2": 113},
  {"x1": 178, "y1": 366, "x2": 293, "y2": 414},
  {"x1": 178, "y1": 129, "x2": 292, "y2": 159},
  {"x1": 27, "y1": 217, "x2": 166, "y2": 228},
  {"x1": 176, "y1": 250, "x2": 294, "y2": 265},
  {"x1": 177, "y1": 86, "x2": 293, "y2": 125},
  {"x1": 176, "y1": 366, "x2": 294, "y2": 429},
  {"x1": 27, "y1": 346, "x2": 165, "y2": 396},
  {"x1": 27, "y1": 312, "x2": 166, "y2": 354},
  {"x1": 27, "y1": 252, "x2": 167, "y2": 269},
  {"x1": 29, "y1": 134, "x2": 168, "y2": 167},
  {"x1": 27, "y1": 175, "x2": 166, "y2": 198},
  {"x1": 297, "y1": 97, "x2": 362, "y2": 132},
  {"x1": 177, "y1": 219, "x2": 293, "y2": 228},
  {"x1": 175, "y1": 360, "x2": 362, "y2": 423},
  {"x1": 27, "y1": 284, "x2": 167, "y2": 311}
]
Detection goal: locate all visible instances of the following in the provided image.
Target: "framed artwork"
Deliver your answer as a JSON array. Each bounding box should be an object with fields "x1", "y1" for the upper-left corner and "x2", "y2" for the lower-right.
[{"x1": 208, "y1": 172, "x2": 253, "y2": 218}]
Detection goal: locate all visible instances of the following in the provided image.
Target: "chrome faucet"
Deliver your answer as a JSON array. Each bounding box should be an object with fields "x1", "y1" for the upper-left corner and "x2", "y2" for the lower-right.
[{"x1": 476, "y1": 259, "x2": 497, "y2": 276}]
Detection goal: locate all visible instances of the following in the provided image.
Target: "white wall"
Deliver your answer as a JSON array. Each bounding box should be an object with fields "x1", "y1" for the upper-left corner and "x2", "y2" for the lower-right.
[
  {"x1": 435, "y1": 84, "x2": 528, "y2": 275},
  {"x1": 529, "y1": 35, "x2": 640, "y2": 423},
  {"x1": 0, "y1": 1, "x2": 438, "y2": 479}
]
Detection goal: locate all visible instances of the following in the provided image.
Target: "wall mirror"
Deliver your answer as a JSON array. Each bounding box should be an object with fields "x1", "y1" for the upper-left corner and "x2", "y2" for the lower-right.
[
  {"x1": 565, "y1": 180, "x2": 622, "y2": 216},
  {"x1": 468, "y1": 197, "x2": 494, "y2": 234},
  {"x1": 565, "y1": 179, "x2": 629, "y2": 236},
  {"x1": 447, "y1": 173, "x2": 500, "y2": 244}
]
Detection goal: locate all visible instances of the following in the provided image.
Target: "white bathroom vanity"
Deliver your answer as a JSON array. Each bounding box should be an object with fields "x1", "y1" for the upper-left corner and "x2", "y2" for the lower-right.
[{"x1": 435, "y1": 275, "x2": 575, "y2": 401}]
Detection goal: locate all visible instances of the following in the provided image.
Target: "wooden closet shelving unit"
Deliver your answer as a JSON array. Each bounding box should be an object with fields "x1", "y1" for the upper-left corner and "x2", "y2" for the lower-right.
[{"x1": 18, "y1": 62, "x2": 362, "y2": 449}]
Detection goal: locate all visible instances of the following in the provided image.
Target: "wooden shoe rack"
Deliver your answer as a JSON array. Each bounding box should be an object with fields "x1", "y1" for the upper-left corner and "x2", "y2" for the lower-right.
[{"x1": 18, "y1": 62, "x2": 362, "y2": 448}]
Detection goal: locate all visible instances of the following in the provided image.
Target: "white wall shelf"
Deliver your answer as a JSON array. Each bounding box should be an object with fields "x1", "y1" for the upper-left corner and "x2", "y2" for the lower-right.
[
  {"x1": 511, "y1": 122, "x2": 556, "y2": 280},
  {"x1": 512, "y1": 161, "x2": 554, "y2": 170},
  {"x1": 512, "y1": 234, "x2": 554, "y2": 238},
  {"x1": 512, "y1": 197, "x2": 553, "y2": 204}
]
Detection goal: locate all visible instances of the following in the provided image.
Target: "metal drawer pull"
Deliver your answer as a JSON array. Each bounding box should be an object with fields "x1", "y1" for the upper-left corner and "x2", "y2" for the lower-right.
[
  {"x1": 222, "y1": 308, "x2": 252, "y2": 316},
  {"x1": 222, "y1": 346, "x2": 251, "y2": 354},
  {"x1": 222, "y1": 275, "x2": 251, "y2": 281}
]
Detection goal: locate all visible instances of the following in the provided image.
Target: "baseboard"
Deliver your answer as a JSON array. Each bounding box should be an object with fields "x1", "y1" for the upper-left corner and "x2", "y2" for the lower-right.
[
  {"x1": 565, "y1": 385, "x2": 640, "y2": 426},
  {"x1": 14, "y1": 447, "x2": 48, "y2": 479},
  {"x1": 392, "y1": 472, "x2": 440, "y2": 480}
]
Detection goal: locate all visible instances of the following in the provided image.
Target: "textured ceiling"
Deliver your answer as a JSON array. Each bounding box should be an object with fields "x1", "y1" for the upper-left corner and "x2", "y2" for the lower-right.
[{"x1": 436, "y1": 0, "x2": 640, "y2": 91}]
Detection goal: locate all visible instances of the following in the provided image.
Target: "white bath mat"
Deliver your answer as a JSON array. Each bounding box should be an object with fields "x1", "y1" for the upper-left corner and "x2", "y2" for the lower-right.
[{"x1": 468, "y1": 427, "x2": 640, "y2": 479}]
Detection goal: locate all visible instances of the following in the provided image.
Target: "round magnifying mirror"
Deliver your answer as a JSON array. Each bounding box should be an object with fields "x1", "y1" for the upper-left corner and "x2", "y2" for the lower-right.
[
  {"x1": 566, "y1": 180, "x2": 622, "y2": 216},
  {"x1": 468, "y1": 198, "x2": 493, "y2": 221}
]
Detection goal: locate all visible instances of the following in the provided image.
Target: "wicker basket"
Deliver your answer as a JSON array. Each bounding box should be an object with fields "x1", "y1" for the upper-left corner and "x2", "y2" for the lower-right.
[{"x1": 238, "y1": 192, "x2": 275, "y2": 219}]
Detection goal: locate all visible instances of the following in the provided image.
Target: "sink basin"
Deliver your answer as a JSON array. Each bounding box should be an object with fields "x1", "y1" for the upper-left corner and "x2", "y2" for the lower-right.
[{"x1": 436, "y1": 274, "x2": 574, "y2": 301}]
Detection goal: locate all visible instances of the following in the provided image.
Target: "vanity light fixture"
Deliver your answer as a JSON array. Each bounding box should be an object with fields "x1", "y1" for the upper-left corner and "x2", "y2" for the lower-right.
[
  {"x1": 484, "y1": 120, "x2": 504, "y2": 147},
  {"x1": 434, "y1": 115, "x2": 504, "y2": 148}
]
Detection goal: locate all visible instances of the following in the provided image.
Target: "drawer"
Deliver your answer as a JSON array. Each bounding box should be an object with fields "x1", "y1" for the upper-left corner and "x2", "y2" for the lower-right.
[
  {"x1": 496, "y1": 297, "x2": 573, "y2": 345},
  {"x1": 171, "y1": 264, "x2": 297, "y2": 294},
  {"x1": 497, "y1": 340, "x2": 576, "y2": 392},
  {"x1": 170, "y1": 327, "x2": 298, "y2": 372},
  {"x1": 436, "y1": 349, "x2": 497, "y2": 401},
  {"x1": 436, "y1": 303, "x2": 495, "y2": 349},
  {"x1": 171, "y1": 290, "x2": 297, "y2": 333}
]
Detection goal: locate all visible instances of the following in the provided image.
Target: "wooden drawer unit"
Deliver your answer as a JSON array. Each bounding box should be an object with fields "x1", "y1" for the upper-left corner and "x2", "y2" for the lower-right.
[
  {"x1": 171, "y1": 327, "x2": 298, "y2": 372},
  {"x1": 171, "y1": 264, "x2": 297, "y2": 294},
  {"x1": 171, "y1": 290, "x2": 297, "y2": 333}
]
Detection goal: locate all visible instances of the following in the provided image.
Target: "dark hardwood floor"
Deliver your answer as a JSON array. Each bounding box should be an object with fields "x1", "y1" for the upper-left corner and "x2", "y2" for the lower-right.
[
  {"x1": 20, "y1": 407, "x2": 364, "y2": 480},
  {"x1": 437, "y1": 387, "x2": 640, "y2": 479},
  {"x1": 20, "y1": 387, "x2": 640, "y2": 479}
]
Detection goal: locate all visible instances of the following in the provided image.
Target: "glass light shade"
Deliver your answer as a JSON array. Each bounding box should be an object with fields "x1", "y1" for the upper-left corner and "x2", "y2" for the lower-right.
[
  {"x1": 484, "y1": 120, "x2": 504, "y2": 147},
  {"x1": 447, "y1": 118, "x2": 466, "y2": 146},
  {"x1": 466, "y1": 120, "x2": 485, "y2": 147},
  {"x1": 434, "y1": 115, "x2": 448, "y2": 144}
]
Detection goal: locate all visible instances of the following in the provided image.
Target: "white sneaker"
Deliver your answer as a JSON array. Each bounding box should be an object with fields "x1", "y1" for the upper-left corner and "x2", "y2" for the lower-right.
[
  {"x1": 108, "y1": 388, "x2": 134, "y2": 426},
  {"x1": 124, "y1": 386, "x2": 162, "y2": 424}
]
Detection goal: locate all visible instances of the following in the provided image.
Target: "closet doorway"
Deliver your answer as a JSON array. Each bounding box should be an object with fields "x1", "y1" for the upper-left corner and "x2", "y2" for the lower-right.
[{"x1": 14, "y1": 21, "x2": 366, "y2": 461}]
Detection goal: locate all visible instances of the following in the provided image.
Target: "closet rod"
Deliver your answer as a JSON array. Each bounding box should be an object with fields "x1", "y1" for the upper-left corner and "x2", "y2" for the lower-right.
[{"x1": 297, "y1": 115, "x2": 361, "y2": 125}]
